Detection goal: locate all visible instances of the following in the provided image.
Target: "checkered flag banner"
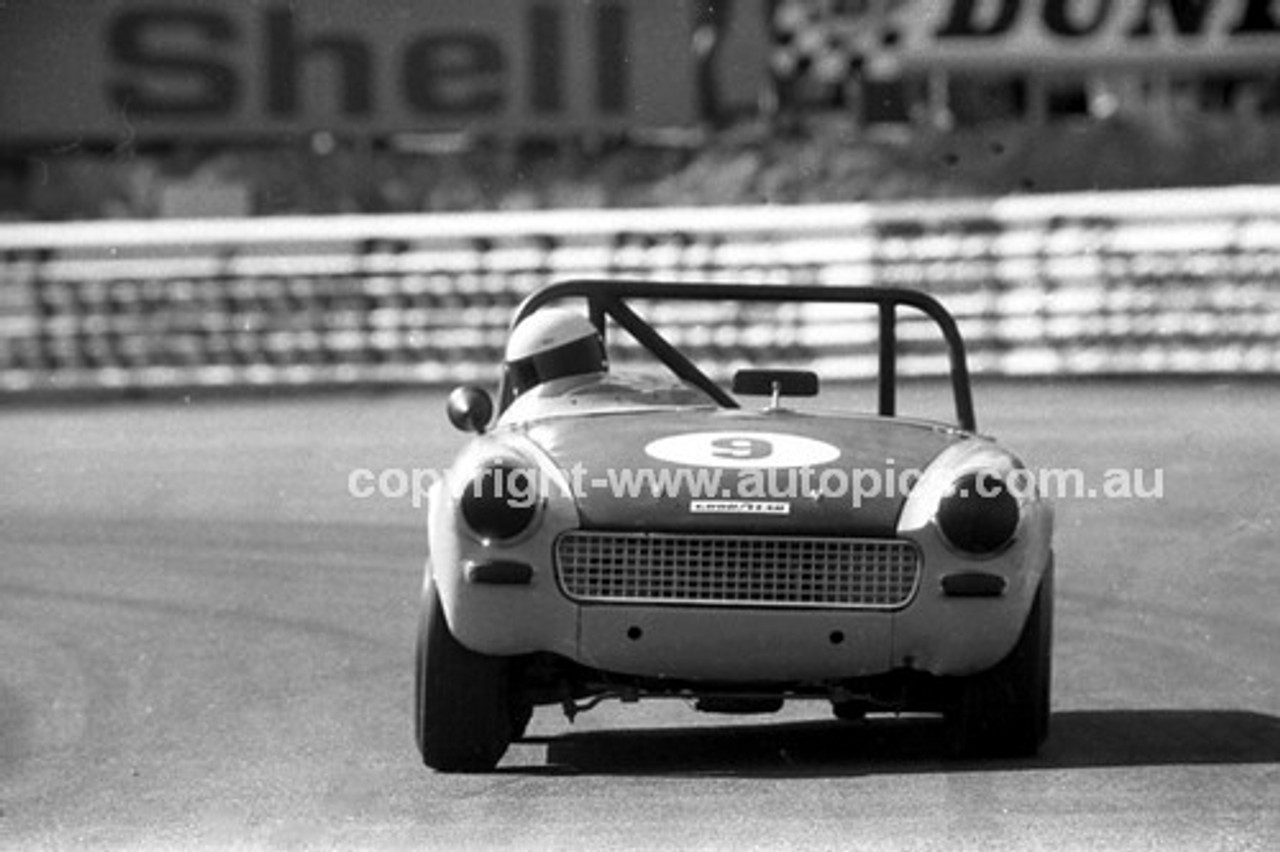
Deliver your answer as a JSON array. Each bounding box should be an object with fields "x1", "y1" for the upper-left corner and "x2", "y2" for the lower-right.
[{"x1": 770, "y1": 0, "x2": 910, "y2": 84}]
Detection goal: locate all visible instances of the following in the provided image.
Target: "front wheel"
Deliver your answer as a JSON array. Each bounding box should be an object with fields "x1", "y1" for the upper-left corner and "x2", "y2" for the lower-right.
[
  {"x1": 414, "y1": 582, "x2": 515, "y2": 772},
  {"x1": 948, "y1": 557, "x2": 1054, "y2": 758}
]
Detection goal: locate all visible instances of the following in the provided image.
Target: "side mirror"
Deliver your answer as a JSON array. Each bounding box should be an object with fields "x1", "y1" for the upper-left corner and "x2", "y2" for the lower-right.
[{"x1": 446, "y1": 386, "x2": 494, "y2": 434}]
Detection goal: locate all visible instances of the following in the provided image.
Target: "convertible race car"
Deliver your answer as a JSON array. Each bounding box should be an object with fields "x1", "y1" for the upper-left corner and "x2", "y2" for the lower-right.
[{"x1": 416, "y1": 280, "x2": 1054, "y2": 772}]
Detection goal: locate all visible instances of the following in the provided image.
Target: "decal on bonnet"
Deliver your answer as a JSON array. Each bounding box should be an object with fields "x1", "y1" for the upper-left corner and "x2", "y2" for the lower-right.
[
  {"x1": 644, "y1": 431, "x2": 841, "y2": 469},
  {"x1": 690, "y1": 500, "x2": 791, "y2": 515}
]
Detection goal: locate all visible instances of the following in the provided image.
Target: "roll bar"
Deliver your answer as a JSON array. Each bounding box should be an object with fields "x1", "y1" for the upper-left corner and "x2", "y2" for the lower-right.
[{"x1": 501, "y1": 279, "x2": 976, "y2": 432}]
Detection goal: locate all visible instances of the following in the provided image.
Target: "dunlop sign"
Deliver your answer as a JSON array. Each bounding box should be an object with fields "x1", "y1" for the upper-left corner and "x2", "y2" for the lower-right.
[
  {"x1": 869, "y1": 0, "x2": 1280, "y2": 73},
  {"x1": 0, "y1": 0, "x2": 706, "y2": 143}
]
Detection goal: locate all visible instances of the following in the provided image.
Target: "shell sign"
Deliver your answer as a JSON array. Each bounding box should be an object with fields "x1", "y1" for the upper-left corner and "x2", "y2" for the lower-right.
[{"x1": 0, "y1": 0, "x2": 768, "y2": 143}]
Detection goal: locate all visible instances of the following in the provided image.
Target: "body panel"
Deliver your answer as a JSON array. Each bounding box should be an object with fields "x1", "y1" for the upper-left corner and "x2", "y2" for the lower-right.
[
  {"x1": 575, "y1": 605, "x2": 895, "y2": 681},
  {"x1": 519, "y1": 399, "x2": 964, "y2": 536}
]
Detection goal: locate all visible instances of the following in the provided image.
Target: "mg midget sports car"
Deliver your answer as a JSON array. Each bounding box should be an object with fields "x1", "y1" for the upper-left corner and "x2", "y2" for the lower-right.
[{"x1": 416, "y1": 280, "x2": 1054, "y2": 772}]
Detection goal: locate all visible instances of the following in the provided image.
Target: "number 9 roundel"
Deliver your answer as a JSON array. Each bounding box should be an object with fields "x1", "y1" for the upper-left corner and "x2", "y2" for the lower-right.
[{"x1": 644, "y1": 432, "x2": 842, "y2": 469}]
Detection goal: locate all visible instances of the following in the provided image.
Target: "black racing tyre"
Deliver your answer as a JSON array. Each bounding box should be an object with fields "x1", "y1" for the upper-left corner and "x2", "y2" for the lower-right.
[
  {"x1": 949, "y1": 556, "x2": 1054, "y2": 758},
  {"x1": 509, "y1": 698, "x2": 534, "y2": 742},
  {"x1": 830, "y1": 702, "x2": 867, "y2": 722},
  {"x1": 414, "y1": 581, "x2": 514, "y2": 772}
]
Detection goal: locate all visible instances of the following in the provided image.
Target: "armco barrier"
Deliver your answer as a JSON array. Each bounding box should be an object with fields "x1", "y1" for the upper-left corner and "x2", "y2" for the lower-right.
[{"x1": 2, "y1": 185, "x2": 1280, "y2": 396}]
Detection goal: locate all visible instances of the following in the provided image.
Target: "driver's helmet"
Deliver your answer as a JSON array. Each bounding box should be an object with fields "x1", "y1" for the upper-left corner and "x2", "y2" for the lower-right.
[{"x1": 503, "y1": 308, "x2": 607, "y2": 397}]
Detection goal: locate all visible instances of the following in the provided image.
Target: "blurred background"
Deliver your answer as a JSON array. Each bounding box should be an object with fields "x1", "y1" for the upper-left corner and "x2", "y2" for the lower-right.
[{"x1": 2, "y1": 0, "x2": 1279, "y2": 395}]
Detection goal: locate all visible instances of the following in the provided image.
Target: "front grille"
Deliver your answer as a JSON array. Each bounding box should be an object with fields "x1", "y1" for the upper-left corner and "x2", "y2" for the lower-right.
[{"x1": 555, "y1": 532, "x2": 920, "y2": 609}]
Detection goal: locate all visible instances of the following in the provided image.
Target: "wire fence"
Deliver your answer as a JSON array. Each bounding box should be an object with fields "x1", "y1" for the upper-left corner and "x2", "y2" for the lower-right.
[{"x1": 3, "y1": 186, "x2": 1279, "y2": 396}]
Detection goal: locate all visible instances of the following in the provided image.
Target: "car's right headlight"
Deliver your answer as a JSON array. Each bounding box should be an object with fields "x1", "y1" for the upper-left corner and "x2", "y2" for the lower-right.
[{"x1": 460, "y1": 461, "x2": 542, "y2": 544}]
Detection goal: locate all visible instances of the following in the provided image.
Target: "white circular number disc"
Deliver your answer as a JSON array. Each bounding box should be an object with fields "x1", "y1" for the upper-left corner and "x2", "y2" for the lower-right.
[{"x1": 644, "y1": 432, "x2": 841, "y2": 469}]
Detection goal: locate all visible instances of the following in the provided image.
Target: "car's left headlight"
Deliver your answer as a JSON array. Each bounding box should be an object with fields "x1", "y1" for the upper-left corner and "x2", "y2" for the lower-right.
[
  {"x1": 935, "y1": 471, "x2": 1020, "y2": 556},
  {"x1": 896, "y1": 441, "x2": 1032, "y2": 558}
]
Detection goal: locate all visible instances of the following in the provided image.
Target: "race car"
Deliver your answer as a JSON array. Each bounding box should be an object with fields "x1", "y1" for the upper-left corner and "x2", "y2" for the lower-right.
[{"x1": 415, "y1": 280, "x2": 1054, "y2": 772}]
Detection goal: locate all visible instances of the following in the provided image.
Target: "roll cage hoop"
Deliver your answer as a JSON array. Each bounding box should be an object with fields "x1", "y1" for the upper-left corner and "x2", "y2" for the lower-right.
[{"x1": 500, "y1": 280, "x2": 976, "y2": 433}]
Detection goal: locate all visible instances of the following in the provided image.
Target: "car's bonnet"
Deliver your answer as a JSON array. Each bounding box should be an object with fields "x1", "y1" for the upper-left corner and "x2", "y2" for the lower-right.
[{"x1": 520, "y1": 407, "x2": 965, "y2": 536}]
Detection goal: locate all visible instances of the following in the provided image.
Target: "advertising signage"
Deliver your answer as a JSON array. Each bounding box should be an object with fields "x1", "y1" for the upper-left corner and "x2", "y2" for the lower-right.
[
  {"x1": 0, "y1": 0, "x2": 723, "y2": 144},
  {"x1": 867, "y1": 0, "x2": 1280, "y2": 75}
]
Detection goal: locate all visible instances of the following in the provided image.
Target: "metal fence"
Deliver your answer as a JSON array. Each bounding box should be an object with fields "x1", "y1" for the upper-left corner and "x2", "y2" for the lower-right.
[{"x1": 3, "y1": 185, "x2": 1279, "y2": 396}]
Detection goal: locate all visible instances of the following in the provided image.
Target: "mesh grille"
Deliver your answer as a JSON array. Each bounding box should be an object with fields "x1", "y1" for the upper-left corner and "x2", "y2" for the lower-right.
[{"x1": 555, "y1": 532, "x2": 920, "y2": 609}]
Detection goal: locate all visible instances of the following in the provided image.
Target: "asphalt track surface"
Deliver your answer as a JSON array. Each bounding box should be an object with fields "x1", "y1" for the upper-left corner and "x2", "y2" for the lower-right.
[{"x1": 1, "y1": 380, "x2": 1277, "y2": 851}]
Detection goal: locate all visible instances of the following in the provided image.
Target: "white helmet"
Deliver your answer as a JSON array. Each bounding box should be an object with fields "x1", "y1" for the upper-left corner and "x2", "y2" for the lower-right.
[{"x1": 504, "y1": 308, "x2": 607, "y2": 396}]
